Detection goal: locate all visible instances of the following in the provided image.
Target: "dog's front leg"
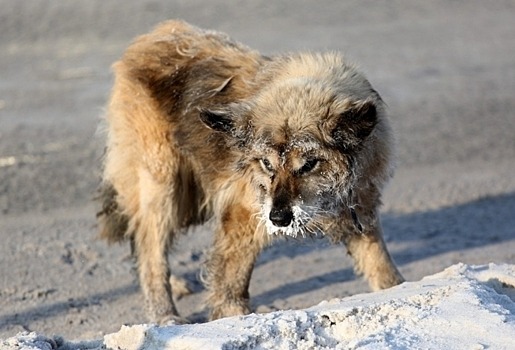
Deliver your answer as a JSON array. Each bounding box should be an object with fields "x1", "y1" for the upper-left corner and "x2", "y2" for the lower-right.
[
  {"x1": 203, "y1": 204, "x2": 264, "y2": 320},
  {"x1": 344, "y1": 215, "x2": 404, "y2": 291}
]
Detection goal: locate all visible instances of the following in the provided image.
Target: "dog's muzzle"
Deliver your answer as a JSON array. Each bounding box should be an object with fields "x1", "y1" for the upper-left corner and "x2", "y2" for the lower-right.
[{"x1": 269, "y1": 206, "x2": 293, "y2": 227}]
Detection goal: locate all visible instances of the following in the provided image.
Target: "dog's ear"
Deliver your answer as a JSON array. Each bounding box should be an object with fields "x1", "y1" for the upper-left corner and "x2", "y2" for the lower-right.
[
  {"x1": 329, "y1": 101, "x2": 378, "y2": 150},
  {"x1": 199, "y1": 109, "x2": 235, "y2": 134},
  {"x1": 199, "y1": 106, "x2": 253, "y2": 148}
]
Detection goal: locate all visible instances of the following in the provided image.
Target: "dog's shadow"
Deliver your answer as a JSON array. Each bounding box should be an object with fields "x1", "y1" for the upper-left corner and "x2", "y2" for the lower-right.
[
  {"x1": 4, "y1": 193, "x2": 511, "y2": 328},
  {"x1": 245, "y1": 192, "x2": 515, "y2": 309},
  {"x1": 156, "y1": 191, "x2": 515, "y2": 326}
]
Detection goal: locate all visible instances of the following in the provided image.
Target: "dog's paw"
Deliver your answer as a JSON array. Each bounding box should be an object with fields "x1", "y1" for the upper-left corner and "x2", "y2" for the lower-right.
[
  {"x1": 161, "y1": 314, "x2": 189, "y2": 326},
  {"x1": 209, "y1": 302, "x2": 251, "y2": 321}
]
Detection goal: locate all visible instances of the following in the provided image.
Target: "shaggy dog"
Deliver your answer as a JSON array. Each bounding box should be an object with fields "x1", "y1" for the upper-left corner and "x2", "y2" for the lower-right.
[{"x1": 97, "y1": 20, "x2": 404, "y2": 323}]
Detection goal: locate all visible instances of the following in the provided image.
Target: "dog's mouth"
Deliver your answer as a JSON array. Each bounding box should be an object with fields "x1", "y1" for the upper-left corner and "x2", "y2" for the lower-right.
[
  {"x1": 260, "y1": 200, "x2": 362, "y2": 237},
  {"x1": 261, "y1": 204, "x2": 318, "y2": 238}
]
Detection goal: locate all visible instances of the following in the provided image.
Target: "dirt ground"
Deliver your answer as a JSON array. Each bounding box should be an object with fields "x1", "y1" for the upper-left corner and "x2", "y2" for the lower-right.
[{"x1": 1, "y1": 0, "x2": 514, "y2": 341}]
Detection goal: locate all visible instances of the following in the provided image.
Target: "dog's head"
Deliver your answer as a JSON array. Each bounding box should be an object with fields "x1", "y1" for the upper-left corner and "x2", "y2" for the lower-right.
[{"x1": 199, "y1": 53, "x2": 390, "y2": 236}]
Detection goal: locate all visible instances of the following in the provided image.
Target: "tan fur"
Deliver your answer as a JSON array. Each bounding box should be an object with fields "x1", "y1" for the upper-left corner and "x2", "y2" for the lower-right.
[{"x1": 98, "y1": 20, "x2": 404, "y2": 323}]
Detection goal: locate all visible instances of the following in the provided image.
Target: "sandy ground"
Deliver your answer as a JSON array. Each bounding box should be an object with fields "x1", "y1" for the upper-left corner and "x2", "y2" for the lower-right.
[{"x1": 1, "y1": 0, "x2": 514, "y2": 341}]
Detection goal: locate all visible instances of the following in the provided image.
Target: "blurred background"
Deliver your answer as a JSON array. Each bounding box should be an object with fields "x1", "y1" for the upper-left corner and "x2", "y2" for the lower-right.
[{"x1": 1, "y1": 0, "x2": 514, "y2": 340}]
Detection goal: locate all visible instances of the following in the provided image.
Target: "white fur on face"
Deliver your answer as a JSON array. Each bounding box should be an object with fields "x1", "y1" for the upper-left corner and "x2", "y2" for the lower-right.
[{"x1": 260, "y1": 201, "x2": 321, "y2": 238}]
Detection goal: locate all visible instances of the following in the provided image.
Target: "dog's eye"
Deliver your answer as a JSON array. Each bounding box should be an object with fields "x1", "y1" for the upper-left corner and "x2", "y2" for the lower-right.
[
  {"x1": 296, "y1": 159, "x2": 319, "y2": 176},
  {"x1": 259, "y1": 158, "x2": 274, "y2": 173}
]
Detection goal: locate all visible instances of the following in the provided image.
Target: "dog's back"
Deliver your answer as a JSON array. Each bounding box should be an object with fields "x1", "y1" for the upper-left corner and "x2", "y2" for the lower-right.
[{"x1": 98, "y1": 20, "x2": 264, "y2": 243}]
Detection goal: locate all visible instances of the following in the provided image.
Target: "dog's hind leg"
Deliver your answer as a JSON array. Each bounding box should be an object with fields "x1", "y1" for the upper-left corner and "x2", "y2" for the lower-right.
[
  {"x1": 131, "y1": 167, "x2": 185, "y2": 324},
  {"x1": 203, "y1": 204, "x2": 265, "y2": 320}
]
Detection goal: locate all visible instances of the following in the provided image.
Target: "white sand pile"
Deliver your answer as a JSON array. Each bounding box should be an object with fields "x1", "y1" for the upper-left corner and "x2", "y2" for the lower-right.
[{"x1": 3, "y1": 263, "x2": 514, "y2": 350}]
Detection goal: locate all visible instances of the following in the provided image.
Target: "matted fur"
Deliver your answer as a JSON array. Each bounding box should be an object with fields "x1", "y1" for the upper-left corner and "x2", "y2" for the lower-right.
[{"x1": 97, "y1": 20, "x2": 404, "y2": 323}]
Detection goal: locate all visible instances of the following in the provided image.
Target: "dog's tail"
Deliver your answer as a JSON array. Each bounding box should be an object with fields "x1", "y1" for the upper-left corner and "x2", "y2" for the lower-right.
[{"x1": 96, "y1": 182, "x2": 129, "y2": 243}]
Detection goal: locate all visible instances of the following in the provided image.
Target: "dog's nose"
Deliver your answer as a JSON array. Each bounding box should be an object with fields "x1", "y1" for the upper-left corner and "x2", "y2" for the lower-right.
[{"x1": 269, "y1": 207, "x2": 293, "y2": 227}]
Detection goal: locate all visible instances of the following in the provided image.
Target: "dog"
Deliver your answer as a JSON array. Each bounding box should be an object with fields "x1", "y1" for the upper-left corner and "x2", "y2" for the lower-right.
[{"x1": 97, "y1": 20, "x2": 404, "y2": 323}]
